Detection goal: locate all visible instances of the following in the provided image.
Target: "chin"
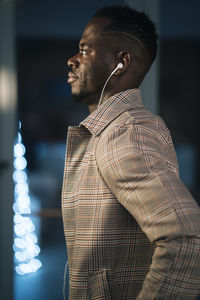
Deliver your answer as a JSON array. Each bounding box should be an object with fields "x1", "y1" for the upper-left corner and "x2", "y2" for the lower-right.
[
  {"x1": 71, "y1": 90, "x2": 99, "y2": 105},
  {"x1": 72, "y1": 94, "x2": 81, "y2": 102},
  {"x1": 71, "y1": 89, "x2": 90, "y2": 102},
  {"x1": 71, "y1": 92, "x2": 84, "y2": 103}
]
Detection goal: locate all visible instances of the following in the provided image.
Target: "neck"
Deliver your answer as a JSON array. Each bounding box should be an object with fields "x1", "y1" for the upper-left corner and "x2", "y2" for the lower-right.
[
  {"x1": 88, "y1": 103, "x2": 98, "y2": 113},
  {"x1": 88, "y1": 89, "x2": 114, "y2": 113},
  {"x1": 87, "y1": 74, "x2": 140, "y2": 114}
]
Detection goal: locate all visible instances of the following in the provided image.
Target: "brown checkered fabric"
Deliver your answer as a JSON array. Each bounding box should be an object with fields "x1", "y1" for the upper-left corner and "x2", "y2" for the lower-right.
[{"x1": 62, "y1": 89, "x2": 200, "y2": 299}]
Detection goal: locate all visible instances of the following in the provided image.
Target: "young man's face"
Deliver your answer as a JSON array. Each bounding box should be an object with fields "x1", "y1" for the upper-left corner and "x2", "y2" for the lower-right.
[{"x1": 67, "y1": 17, "x2": 115, "y2": 105}]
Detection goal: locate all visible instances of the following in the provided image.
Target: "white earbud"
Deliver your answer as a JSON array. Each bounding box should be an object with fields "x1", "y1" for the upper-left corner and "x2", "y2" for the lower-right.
[
  {"x1": 109, "y1": 63, "x2": 124, "y2": 78},
  {"x1": 98, "y1": 62, "x2": 124, "y2": 107},
  {"x1": 117, "y1": 62, "x2": 123, "y2": 70},
  {"x1": 110, "y1": 63, "x2": 123, "y2": 76}
]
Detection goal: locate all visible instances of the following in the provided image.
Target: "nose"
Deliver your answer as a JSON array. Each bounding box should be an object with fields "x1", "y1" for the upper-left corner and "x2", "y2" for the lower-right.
[{"x1": 67, "y1": 54, "x2": 79, "y2": 69}]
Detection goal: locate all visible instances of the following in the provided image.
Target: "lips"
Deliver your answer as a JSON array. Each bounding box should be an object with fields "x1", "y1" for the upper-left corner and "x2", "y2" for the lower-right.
[{"x1": 68, "y1": 72, "x2": 79, "y2": 83}]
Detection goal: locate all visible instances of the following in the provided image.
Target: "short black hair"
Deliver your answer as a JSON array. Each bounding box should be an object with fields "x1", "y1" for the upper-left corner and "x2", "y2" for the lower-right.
[{"x1": 93, "y1": 5, "x2": 158, "y2": 66}]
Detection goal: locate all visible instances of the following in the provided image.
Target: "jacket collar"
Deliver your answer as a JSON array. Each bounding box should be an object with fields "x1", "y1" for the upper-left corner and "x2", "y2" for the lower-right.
[{"x1": 80, "y1": 89, "x2": 143, "y2": 137}]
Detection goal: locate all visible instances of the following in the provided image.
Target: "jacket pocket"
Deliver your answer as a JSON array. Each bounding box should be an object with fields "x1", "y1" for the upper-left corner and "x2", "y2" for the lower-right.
[{"x1": 88, "y1": 269, "x2": 111, "y2": 300}]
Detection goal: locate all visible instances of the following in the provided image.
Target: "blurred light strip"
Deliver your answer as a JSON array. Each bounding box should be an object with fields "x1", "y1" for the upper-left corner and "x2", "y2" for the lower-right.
[
  {"x1": 13, "y1": 121, "x2": 42, "y2": 275},
  {"x1": 0, "y1": 68, "x2": 17, "y2": 112}
]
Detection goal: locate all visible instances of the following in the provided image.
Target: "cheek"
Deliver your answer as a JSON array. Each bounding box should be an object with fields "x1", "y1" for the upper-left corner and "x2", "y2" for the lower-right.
[
  {"x1": 79, "y1": 63, "x2": 96, "y2": 85},
  {"x1": 92, "y1": 64, "x2": 110, "y2": 86},
  {"x1": 79, "y1": 62, "x2": 92, "y2": 80},
  {"x1": 79, "y1": 58, "x2": 110, "y2": 88}
]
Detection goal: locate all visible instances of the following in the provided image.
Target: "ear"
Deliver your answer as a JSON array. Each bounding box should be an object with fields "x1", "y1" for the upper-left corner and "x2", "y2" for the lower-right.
[{"x1": 114, "y1": 50, "x2": 131, "y2": 75}]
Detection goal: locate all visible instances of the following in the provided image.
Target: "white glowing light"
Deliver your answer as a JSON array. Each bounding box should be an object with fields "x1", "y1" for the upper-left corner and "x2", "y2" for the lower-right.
[
  {"x1": 14, "y1": 214, "x2": 23, "y2": 224},
  {"x1": 15, "y1": 251, "x2": 26, "y2": 262},
  {"x1": 24, "y1": 244, "x2": 40, "y2": 259},
  {"x1": 29, "y1": 258, "x2": 42, "y2": 271},
  {"x1": 14, "y1": 238, "x2": 26, "y2": 249},
  {"x1": 18, "y1": 205, "x2": 31, "y2": 215},
  {"x1": 14, "y1": 143, "x2": 25, "y2": 157},
  {"x1": 16, "y1": 195, "x2": 30, "y2": 205},
  {"x1": 20, "y1": 263, "x2": 31, "y2": 274},
  {"x1": 15, "y1": 196, "x2": 31, "y2": 214},
  {"x1": 22, "y1": 219, "x2": 35, "y2": 233},
  {"x1": 14, "y1": 224, "x2": 26, "y2": 236},
  {"x1": 15, "y1": 265, "x2": 25, "y2": 275},
  {"x1": 13, "y1": 203, "x2": 20, "y2": 214},
  {"x1": 14, "y1": 200, "x2": 31, "y2": 215},
  {"x1": 13, "y1": 122, "x2": 42, "y2": 275},
  {"x1": 14, "y1": 157, "x2": 27, "y2": 170},
  {"x1": 15, "y1": 259, "x2": 42, "y2": 275},
  {"x1": 25, "y1": 233, "x2": 38, "y2": 243},
  {"x1": 13, "y1": 170, "x2": 27, "y2": 183},
  {"x1": 15, "y1": 182, "x2": 29, "y2": 195},
  {"x1": 18, "y1": 133, "x2": 22, "y2": 143},
  {"x1": 14, "y1": 214, "x2": 30, "y2": 224}
]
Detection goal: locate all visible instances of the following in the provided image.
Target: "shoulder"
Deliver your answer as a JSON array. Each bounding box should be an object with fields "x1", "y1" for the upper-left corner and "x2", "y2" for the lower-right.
[
  {"x1": 96, "y1": 106, "x2": 179, "y2": 175},
  {"x1": 98, "y1": 106, "x2": 171, "y2": 151}
]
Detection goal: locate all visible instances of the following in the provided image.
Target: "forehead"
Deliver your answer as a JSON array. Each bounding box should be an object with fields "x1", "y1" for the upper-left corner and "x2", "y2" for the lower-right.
[{"x1": 80, "y1": 17, "x2": 110, "y2": 45}]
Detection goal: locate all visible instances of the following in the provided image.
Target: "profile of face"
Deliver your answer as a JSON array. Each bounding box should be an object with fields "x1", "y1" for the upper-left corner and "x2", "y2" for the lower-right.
[{"x1": 67, "y1": 17, "x2": 115, "y2": 105}]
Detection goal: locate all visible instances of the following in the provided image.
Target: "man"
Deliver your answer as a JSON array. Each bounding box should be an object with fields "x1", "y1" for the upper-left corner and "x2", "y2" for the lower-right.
[{"x1": 62, "y1": 5, "x2": 200, "y2": 300}]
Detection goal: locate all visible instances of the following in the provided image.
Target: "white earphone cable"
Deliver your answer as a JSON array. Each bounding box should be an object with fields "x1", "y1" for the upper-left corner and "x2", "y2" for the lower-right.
[{"x1": 98, "y1": 63, "x2": 123, "y2": 108}]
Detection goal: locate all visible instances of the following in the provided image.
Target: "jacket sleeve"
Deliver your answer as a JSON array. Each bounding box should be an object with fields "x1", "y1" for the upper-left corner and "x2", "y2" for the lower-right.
[{"x1": 96, "y1": 123, "x2": 200, "y2": 299}]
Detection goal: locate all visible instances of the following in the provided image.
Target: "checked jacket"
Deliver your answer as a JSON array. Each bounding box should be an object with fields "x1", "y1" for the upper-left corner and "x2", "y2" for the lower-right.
[{"x1": 62, "y1": 89, "x2": 200, "y2": 300}]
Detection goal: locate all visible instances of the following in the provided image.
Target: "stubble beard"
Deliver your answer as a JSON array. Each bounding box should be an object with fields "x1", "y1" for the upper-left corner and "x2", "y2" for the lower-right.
[
  {"x1": 71, "y1": 90, "x2": 92, "y2": 103},
  {"x1": 71, "y1": 66, "x2": 107, "y2": 105}
]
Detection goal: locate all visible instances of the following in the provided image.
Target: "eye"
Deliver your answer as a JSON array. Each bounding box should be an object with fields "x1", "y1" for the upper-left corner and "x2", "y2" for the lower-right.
[{"x1": 80, "y1": 49, "x2": 87, "y2": 55}]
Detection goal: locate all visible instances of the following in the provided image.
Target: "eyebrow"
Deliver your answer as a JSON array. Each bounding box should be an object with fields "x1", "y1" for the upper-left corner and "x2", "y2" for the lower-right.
[{"x1": 79, "y1": 42, "x2": 93, "y2": 49}]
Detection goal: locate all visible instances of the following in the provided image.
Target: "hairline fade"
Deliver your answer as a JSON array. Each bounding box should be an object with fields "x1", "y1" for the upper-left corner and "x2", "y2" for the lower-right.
[{"x1": 92, "y1": 5, "x2": 158, "y2": 67}]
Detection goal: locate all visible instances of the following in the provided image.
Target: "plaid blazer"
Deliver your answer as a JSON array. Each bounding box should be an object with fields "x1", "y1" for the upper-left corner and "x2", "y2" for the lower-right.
[{"x1": 62, "y1": 89, "x2": 200, "y2": 300}]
